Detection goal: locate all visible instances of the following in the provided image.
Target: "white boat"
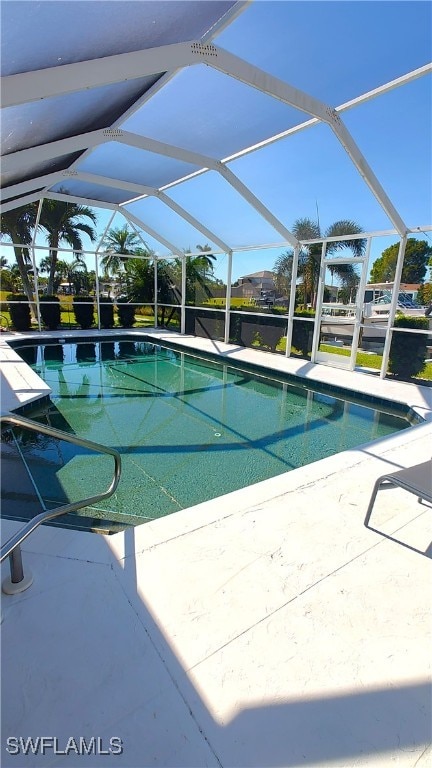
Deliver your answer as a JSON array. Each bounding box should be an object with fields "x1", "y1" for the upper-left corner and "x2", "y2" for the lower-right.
[{"x1": 320, "y1": 295, "x2": 430, "y2": 345}]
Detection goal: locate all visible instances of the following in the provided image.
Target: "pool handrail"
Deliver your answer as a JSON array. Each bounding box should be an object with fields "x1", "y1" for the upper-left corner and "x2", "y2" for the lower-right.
[{"x1": 0, "y1": 412, "x2": 122, "y2": 587}]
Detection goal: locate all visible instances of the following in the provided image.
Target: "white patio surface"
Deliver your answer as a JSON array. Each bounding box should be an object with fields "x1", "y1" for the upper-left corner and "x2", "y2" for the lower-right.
[{"x1": 1, "y1": 330, "x2": 431, "y2": 767}]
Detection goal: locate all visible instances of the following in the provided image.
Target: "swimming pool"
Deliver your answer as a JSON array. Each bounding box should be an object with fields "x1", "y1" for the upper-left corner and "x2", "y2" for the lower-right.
[{"x1": 6, "y1": 337, "x2": 412, "y2": 531}]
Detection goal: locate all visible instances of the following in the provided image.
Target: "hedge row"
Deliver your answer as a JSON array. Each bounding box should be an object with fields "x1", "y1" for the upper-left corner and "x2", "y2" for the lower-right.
[
  {"x1": 6, "y1": 298, "x2": 430, "y2": 380},
  {"x1": 6, "y1": 294, "x2": 137, "y2": 331}
]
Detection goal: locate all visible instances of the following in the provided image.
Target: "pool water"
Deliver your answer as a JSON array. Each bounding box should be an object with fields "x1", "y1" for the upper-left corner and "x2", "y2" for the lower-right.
[{"x1": 11, "y1": 338, "x2": 411, "y2": 530}]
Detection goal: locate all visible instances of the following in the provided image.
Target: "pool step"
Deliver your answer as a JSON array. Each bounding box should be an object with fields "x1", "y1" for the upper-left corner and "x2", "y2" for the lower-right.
[{"x1": 1, "y1": 442, "x2": 45, "y2": 522}]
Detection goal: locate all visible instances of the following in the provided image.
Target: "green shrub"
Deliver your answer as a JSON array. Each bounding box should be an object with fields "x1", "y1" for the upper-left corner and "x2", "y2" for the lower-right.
[
  {"x1": 388, "y1": 315, "x2": 429, "y2": 380},
  {"x1": 116, "y1": 298, "x2": 135, "y2": 328},
  {"x1": 73, "y1": 295, "x2": 94, "y2": 329},
  {"x1": 292, "y1": 310, "x2": 315, "y2": 356},
  {"x1": 98, "y1": 297, "x2": 114, "y2": 329},
  {"x1": 135, "y1": 305, "x2": 154, "y2": 317},
  {"x1": 39, "y1": 295, "x2": 61, "y2": 330},
  {"x1": 7, "y1": 294, "x2": 31, "y2": 331}
]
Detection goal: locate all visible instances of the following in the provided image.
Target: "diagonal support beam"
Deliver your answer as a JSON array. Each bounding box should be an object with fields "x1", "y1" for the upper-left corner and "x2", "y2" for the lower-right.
[
  {"x1": 122, "y1": 209, "x2": 184, "y2": 258},
  {"x1": 2, "y1": 128, "x2": 299, "y2": 244},
  {"x1": 53, "y1": 171, "x2": 230, "y2": 252},
  {"x1": 0, "y1": 172, "x2": 64, "y2": 201},
  {"x1": 209, "y1": 45, "x2": 333, "y2": 122},
  {"x1": 44, "y1": 191, "x2": 118, "y2": 211},
  {"x1": 155, "y1": 192, "x2": 231, "y2": 253},
  {"x1": 74, "y1": 172, "x2": 154, "y2": 196},
  {"x1": 1, "y1": 42, "x2": 198, "y2": 108},
  {"x1": 1, "y1": 129, "x2": 214, "y2": 176},
  {"x1": 117, "y1": 131, "x2": 216, "y2": 169},
  {"x1": 1, "y1": 130, "x2": 107, "y2": 174},
  {"x1": 324, "y1": 115, "x2": 407, "y2": 235},
  {"x1": 0, "y1": 191, "x2": 48, "y2": 213},
  {"x1": 0, "y1": 36, "x2": 419, "y2": 235},
  {"x1": 218, "y1": 165, "x2": 299, "y2": 247},
  {"x1": 208, "y1": 45, "x2": 407, "y2": 235}
]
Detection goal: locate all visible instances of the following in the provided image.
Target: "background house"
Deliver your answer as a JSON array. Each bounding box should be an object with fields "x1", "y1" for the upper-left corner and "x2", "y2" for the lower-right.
[{"x1": 232, "y1": 270, "x2": 276, "y2": 302}]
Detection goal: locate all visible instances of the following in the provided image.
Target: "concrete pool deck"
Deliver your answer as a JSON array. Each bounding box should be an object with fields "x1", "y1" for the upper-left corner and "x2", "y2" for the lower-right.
[{"x1": 1, "y1": 329, "x2": 432, "y2": 767}]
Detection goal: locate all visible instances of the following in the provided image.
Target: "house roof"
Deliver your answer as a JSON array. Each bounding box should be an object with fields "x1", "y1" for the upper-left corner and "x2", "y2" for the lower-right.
[{"x1": 240, "y1": 270, "x2": 275, "y2": 280}]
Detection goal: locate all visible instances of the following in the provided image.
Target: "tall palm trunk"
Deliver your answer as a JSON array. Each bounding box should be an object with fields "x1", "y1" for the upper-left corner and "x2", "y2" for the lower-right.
[
  {"x1": 47, "y1": 235, "x2": 59, "y2": 295},
  {"x1": 10, "y1": 229, "x2": 37, "y2": 318}
]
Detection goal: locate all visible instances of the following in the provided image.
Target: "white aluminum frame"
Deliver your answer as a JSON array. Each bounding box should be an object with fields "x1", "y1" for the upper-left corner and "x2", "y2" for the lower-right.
[{"x1": 1, "y1": 26, "x2": 430, "y2": 380}]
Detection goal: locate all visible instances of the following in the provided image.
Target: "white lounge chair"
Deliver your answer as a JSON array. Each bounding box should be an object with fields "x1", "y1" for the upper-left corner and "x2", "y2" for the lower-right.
[{"x1": 364, "y1": 459, "x2": 432, "y2": 528}]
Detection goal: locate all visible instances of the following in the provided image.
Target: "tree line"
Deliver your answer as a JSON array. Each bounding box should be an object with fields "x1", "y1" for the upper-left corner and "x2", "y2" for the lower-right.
[{"x1": 2, "y1": 200, "x2": 431, "y2": 310}]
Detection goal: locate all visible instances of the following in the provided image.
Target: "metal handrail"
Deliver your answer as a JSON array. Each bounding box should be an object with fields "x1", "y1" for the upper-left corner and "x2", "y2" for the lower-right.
[{"x1": 0, "y1": 413, "x2": 122, "y2": 564}]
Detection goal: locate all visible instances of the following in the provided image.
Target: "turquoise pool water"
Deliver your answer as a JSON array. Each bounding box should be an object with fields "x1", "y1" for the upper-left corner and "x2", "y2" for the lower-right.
[{"x1": 11, "y1": 338, "x2": 411, "y2": 530}]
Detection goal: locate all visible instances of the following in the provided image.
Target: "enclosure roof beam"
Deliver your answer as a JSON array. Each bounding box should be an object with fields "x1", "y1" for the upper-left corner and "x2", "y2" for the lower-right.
[
  {"x1": 154, "y1": 192, "x2": 231, "y2": 253},
  {"x1": 0, "y1": 191, "x2": 48, "y2": 213},
  {"x1": 3, "y1": 130, "x2": 300, "y2": 245},
  {"x1": 222, "y1": 64, "x2": 432, "y2": 164},
  {"x1": 52, "y1": 172, "x2": 232, "y2": 252},
  {"x1": 0, "y1": 33, "x2": 421, "y2": 235},
  {"x1": 0, "y1": 172, "x2": 64, "y2": 201},
  {"x1": 44, "y1": 191, "x2": 118, "y2": 211},
  {"x1": 0, "y1": 42, "x2": 199, "y2": 108},
  {"x1": 1, "y1": 129, "x2": 216, "y2": 176},
  {"x1": 218, "y1": 165, "x2": 299, "y2": 247},
  {"x1": 1, "y1": 130, "x2": 109, "y2": 174},
  {"x1": 73, "y1": 172, "x2": 155, "y2": 196},
  {"x1": 208, "y1": 45, "x2": 408, "y2": 235}
]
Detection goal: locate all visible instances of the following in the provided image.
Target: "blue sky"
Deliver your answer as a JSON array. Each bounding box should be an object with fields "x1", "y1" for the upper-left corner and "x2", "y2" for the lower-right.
[{"x1": 3, "y1": 0, "x2": 431, "y2": 283}]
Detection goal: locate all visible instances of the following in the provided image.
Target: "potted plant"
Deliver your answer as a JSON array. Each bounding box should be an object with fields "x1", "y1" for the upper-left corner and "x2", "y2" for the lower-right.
[
  {"x1": 73, "y1": 295, "x2": 94, "y2": 329},
  {"x1": 98, "y1": 296, "x2": 114, "y2": 329},
  {"x1": 39, "y1": 295, "x2": 61, "y2": 330},
  {"x1": 6, "y1": 294, "x2": 31, "y2": 331},
  {"x1": 388, "y1": 315, "x2": 429, "y2": 380},
  {"x1": 116, "y1": 297, "x2": 135, "y2": 328}
]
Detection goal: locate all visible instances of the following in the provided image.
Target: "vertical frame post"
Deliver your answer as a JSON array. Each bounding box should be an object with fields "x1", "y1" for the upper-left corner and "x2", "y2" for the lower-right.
[
  {"x1": 94, "y1": 252, "x2": 101, "y2": 330},
  {"x1": 380, "y1": 234, "x2": 408, "y2": 378},
  {"x1": 285, "y1": 244, "x2": 300, "y2": 358},
  {"x1": 31, "y1": 199, "x2": 44, "y2": 331},
  {"x1": 310, "y1": 241, "x2": 327, "y2": 362},
  {"x1": 348, "y1": 239, "x2": 371, "y2": 371},
  {"x1": 154, "y1": 258, "x2": 158, "y2": 328},
  {"x1": 94, "y1": 211, "x2": 116, "y2": 331},
  {"x1": 224, "y1": 251, "x2": 233, "y2": 344},
  {"x1": 181, "y1": 255, "x2": 186, "y2": 334}
]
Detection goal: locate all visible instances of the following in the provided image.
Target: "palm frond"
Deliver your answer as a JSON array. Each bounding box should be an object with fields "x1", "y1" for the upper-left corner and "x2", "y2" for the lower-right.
[
  {"x1": 292, "y1": 218, "x2": 321, "y2": 242},
  {"x1": 325, "y1": 220, "x2": 366, "y2": 257}
]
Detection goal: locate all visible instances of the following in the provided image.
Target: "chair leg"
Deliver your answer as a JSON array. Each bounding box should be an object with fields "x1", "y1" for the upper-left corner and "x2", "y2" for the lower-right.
[{"x1": 364, "y1": 480, "x2": 381, "y2": 527}]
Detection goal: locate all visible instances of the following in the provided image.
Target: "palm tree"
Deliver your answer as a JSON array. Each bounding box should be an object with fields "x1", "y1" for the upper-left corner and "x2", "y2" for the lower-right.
[
  {"x1": 100, "y1": 227, "x2": 142, "y2": 277},
  {"x1": 274, "y1": 217, "x2": 366, "y2": 308},
  {"x1": 0, "y1": 203, "x2": 39, "y2": 304},
  {"x1": 58, "y1": 259, "x2": 89, "y2": 294},
  {"x1": 195, "y1": 243, "x2": 216, "y2": 272},
  {"x1": 39, "y1": 254, "x2": 88, "y2": 294},
  {"x1": 40, "y1": 192, "x2": 97, "y2": 294},
  {"x1": 0, "y1": 263, "x2": 21, "y2": 293},
  {"x1": 123, "y1": 252, "x2": 154, "y2": 302},
  {"x1": 192, "y1": 243, "x2": 217, "y2": 282}
]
